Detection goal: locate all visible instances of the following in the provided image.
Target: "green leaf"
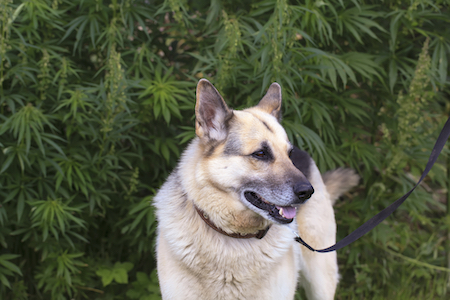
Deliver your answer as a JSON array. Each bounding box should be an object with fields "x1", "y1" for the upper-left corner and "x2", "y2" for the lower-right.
[
  {"x1": 96, "y1": 269, "x2": 114, "y2": 287},
  {"x1": 112, "y1": 268, "x2": 128, "y2": 284},
  {"x1": 115, "y1": 262, "x2": 134, "y2": 272},
  {"x1": 0, "y1": 255, "x2": 22, "y2": 276},
  {"x1": 0, "y1": 154, "x2": 15, "y2": 174},
  {"x1": 0, "y1": 274, "x2": 11, "y2": 289},
  {"x1": 389, "y1": 59, "x2": 398, "y2": 93}
]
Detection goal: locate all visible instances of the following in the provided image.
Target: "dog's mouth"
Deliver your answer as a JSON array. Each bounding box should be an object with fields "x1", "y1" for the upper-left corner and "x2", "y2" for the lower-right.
[{"x1": 244, "y1": 191, "x2": 296, "y2": 224}]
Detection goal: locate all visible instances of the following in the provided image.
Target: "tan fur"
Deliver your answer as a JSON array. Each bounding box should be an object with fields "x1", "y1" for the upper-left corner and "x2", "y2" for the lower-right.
[
  {"x1": 323, "y1": 168, "x2": 360, "y2": 204},
  {"x1": 154, "y1": 80, "x2": 358, "y2": 300}
]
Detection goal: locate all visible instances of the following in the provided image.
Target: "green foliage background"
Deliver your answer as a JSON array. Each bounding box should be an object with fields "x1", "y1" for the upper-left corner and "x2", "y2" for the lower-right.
[{"x1": 0, "y1": 0, "x2": 449, "y2": 299}]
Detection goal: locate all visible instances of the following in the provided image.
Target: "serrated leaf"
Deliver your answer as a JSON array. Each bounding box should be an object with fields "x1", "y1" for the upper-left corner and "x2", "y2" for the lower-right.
[
  {"x1": 0, "y1": 274, "x2": 11, "y2": 289},
  {"x1": 115, "y1": 261, "x2": 134, "y2": 272},
  {"x1": 112, "y1": 268, "x2": 128, "y2": 284},
  {"x1": 96, "y1": 269, "x2": 114, "y2": 287},
  {"x1": 0, "y1": 154, "x2": 15, "y2": 174},
  {"x1": 389, "y1": 59, "x2": 398, "y2": 93},
  {"x1": 0, "y1": 257, "x2": 22, "y2": 275}
]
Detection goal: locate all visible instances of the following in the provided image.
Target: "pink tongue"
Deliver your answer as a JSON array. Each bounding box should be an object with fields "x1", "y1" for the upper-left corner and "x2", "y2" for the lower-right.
[{"x1": 277, "y1": 206, "x2": 296, "y2": 219}]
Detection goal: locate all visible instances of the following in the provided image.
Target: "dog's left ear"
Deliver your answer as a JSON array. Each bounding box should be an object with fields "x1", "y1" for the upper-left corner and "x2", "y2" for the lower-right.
[
  {"x1": 195, "y1": 79, "x2": 232, "y2": 141},
  {"x1": 256, "y1": 83, "x2": 282, "y2": 121}
]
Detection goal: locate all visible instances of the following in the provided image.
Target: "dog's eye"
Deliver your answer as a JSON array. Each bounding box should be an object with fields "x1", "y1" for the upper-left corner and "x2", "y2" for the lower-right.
[
  {"x1": 252, "y1": 149, "x2": 273, "y2": 161},
  {"x1": 251, "y1": 143, "x2": 273, "y2": 161},
  {"x1": 252, "y1": 150, "x2": 266, "y2": 158}
]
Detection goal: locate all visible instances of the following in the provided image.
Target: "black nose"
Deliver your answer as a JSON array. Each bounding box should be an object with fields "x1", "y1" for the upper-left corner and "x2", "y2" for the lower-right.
[{"x1": 294, "y1": 183, "x2": 314, "y2": 203}]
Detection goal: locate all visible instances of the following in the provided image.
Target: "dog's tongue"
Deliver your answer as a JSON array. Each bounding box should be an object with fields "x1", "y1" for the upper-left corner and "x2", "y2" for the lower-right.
[{"x1": 277, "y1": 206, "x2": 296, "y2": 219}]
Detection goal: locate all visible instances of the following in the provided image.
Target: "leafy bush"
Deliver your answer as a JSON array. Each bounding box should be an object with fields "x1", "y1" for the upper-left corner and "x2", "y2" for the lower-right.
[{"x1": 0, "y1": 0, "x2": 449, "y2": 299}]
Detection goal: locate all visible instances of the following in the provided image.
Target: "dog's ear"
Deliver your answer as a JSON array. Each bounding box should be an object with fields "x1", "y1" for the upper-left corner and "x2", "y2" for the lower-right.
[
  {"x1": 195, "y1": 79, "x2": 232, "y2": 141},
  {"x1": 256, "y1": 83, "x2": 282, "y2": 121}
]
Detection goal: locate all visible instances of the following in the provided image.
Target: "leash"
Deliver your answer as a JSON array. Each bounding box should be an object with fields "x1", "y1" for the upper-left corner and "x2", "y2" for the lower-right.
[{"x1": 293, "y1": 116, "x2": 450, "y2": 253}]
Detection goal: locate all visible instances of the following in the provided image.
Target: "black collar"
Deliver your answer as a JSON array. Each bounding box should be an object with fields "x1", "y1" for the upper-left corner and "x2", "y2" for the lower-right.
[{"x1": 194, "y1": 205, "x2": 270, "y2": 239}]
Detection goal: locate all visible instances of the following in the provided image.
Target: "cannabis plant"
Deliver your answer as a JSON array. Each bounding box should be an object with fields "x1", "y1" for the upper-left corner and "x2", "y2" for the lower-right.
[{"x1": 0, "y1": 0, "x2": 449, "y2": 299}]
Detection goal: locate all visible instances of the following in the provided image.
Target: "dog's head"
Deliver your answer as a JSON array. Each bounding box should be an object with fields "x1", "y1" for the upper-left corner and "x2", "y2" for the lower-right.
[{"x1": 194, "y1": 79, "x2": 313, "y2": 226}]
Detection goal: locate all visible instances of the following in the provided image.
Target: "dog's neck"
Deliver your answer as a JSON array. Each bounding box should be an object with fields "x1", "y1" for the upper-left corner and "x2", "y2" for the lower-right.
[{"x1": 194, "y1": 205, "x2": 271, "y2": 239}]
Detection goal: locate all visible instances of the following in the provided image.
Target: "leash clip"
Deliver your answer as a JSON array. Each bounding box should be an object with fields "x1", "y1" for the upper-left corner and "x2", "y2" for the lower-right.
[{"x1": 291, "y1": 229, "x2": 317, "y2": 252}]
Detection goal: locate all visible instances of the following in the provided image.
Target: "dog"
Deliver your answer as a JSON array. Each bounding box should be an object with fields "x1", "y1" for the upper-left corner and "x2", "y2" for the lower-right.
[{"x1": 154, "y1": 79, "x2": 359, "y2": 300}]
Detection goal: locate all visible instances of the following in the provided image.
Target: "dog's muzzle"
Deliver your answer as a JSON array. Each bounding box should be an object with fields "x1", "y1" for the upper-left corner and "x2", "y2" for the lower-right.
[{"x1": 243, "y1": 181, "x2": 314, "y2": 224}]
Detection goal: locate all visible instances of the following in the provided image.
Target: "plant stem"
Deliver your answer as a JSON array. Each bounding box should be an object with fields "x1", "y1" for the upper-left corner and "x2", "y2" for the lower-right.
[
  {"x1": 447, "y1": 153, "x2": 450, "y2": 287},
  {"x1": 381, "y1": 246, "x2": 450, "y2": 273}
]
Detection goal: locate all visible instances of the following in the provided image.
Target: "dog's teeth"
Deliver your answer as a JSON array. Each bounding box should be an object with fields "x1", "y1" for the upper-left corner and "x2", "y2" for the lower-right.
[{"x1": 279, "y1": 208, "x2": 284, "y2": 217}]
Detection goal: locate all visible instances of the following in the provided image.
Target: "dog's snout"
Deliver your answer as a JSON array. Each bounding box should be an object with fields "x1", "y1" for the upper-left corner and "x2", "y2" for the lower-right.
[{"x1": 294, "y1": 183, "x2": 314, "y2": 203}]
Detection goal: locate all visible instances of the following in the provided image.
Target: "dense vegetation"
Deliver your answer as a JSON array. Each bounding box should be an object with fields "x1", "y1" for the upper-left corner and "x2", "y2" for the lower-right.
[{"x1": 0, "y1": 0, "x2": 449, "y2": 299}]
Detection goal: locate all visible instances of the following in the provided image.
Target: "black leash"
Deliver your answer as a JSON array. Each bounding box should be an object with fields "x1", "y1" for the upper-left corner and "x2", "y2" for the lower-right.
[{"x1": 293, "y1": 116, "x2": 450, "y2": 253}]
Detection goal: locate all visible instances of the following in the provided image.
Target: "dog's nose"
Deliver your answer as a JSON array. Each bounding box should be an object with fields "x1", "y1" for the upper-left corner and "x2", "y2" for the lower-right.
[{"x1": 293, "y1": 183, "x2": 314, "y2": 203}]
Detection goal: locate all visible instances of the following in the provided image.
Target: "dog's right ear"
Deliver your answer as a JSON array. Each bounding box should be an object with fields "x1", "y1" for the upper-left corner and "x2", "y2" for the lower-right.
[
  {"x1": 256, "y1": 83, "x2": 282, "y2": 121},
  {"x1": 195, "y1": 79, "x2": 232, "y2": 141}
]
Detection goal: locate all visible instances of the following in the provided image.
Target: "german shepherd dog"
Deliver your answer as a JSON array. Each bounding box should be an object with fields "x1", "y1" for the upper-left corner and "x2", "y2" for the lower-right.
[{"x1": 154, "y1": 79, "x2": 359, "y2": 300}]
